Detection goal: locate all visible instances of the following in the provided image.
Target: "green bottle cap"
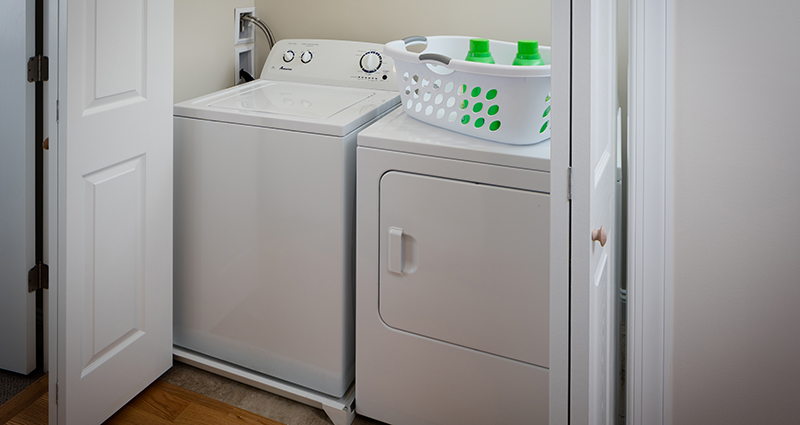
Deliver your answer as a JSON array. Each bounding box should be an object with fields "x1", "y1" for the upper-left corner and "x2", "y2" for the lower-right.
[
  {"x1": 517, "y1": 40, "x2": 539, "y2": 55},
  {"x1": 513, "y1": 39, "x2": 544, "y2": 66},
  {"x1": 470, "y1": 38, "x2": 491, "y2": 54},
  {"x1": 466, "y1": 38, "x2": 495, "y2": 64}
]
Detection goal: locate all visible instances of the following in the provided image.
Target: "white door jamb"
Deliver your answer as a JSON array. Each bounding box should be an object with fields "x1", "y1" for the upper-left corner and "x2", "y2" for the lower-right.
[{"x1": 626, "y1": 0, "x2": 673, "y2": 424}]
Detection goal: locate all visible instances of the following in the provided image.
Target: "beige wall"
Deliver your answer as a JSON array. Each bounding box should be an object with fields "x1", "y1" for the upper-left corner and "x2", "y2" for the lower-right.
[
  {"x1": 253, "y1": 0, "x2": 551, "y2": 77},
  {"x1": 174, "y1": 0, "x2": 254, "y2": 103},
  {"x1": 671, "y1": 0, "x2": 800, "y2": 423}
]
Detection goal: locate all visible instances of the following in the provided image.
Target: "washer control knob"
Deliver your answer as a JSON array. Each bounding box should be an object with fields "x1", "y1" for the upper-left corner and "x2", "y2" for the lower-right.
[
  {"x1": 360, "y1": 51, "x2": 382, "y2": 73},
  {"x1": 283, "y1": 50, "x2": 295, "y2": 62},
  {"x1": 300, "y1": 50, "x2": 313, "y2": 64}
]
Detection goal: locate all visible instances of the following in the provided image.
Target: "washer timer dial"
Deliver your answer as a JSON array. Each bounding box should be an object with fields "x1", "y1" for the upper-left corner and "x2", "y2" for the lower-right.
[{"x1": 360, "y1": 51, "x2": 382, "y2": 73}]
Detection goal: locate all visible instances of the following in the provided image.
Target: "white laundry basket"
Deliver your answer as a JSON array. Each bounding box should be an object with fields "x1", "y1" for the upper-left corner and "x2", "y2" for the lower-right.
[{"x1": 384, "y1": 36, "x2": 551, "y2": 145}]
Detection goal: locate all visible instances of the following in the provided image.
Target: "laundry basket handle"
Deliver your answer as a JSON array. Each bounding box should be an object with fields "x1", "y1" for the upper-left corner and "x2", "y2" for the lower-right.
[
  {"x1": 401, "y1": 36, "x2": 452, "y2": 66},
  {"x1": 402, "y1": 36, "x2": 428, "y2": 46},
  {"x1": 418, "y1": 53, "x2": 452, "y2": 65}
]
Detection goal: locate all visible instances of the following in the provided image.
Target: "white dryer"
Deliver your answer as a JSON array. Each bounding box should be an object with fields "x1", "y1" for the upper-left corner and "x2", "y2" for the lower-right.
[
  {"x1": 355, "y1": 108, "x2": 551, "y2": 425},
  {"x1": 172, "y1": 40, "x2": 398, "y2": 422}
]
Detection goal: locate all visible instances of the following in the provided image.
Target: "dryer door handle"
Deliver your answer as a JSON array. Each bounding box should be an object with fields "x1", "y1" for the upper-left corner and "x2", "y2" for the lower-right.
[{"x1": 388, "y1": 227, "x2": 404, "y2": 276}]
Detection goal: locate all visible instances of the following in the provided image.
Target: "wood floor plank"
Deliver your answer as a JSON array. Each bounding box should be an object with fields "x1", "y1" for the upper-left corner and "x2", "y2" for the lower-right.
[
  {"x1": 0, "y1": 374, "x2": 48, "y2": 425},
  {"x1": 103, "y1": 402, "x2": 173, "y2": 425},
  {"x1": 173, "y1": 402, "x2": 239, "y2": 425},
  {"x1": 4, "y1": 375, "x2": 285, "y2": 425},
  {"x1": 173, "y1": 402, "x2": 283, "y2": 425},
  {"x1": 153, "y1": 381, "x2": 238, "y2": 415},
  {"x1": 3, "y1": 391, "x2": 47, "y2": 425},
  {"x1": 121, "y1": 384, "x2": 190, "y2": 422}
]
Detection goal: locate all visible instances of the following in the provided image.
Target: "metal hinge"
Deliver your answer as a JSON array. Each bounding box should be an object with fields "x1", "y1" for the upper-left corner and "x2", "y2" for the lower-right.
[
  {"x1": 27, "y1": 261, "x2": 49, "y2": 292},
  {"x1": 27, "y1": 55, "x2": 49, "y2": 83},
  {"x1": 567, "y1": 167, "x2": 573, "y2": 201}
]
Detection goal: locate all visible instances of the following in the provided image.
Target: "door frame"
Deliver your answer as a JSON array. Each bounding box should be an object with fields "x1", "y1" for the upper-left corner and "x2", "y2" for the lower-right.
[
  {"x1": 39, "y1": 0, "x2": 674, "y2": 424},
  {"x1": 625, "y1": 0, "x2": 674, "y2": 424},
  {"x1": 45, "y1": 0, "x2": 59, "y2": 422},
  {"x1": 550, "y1": 0, "x2": 570, "y2": 424}
]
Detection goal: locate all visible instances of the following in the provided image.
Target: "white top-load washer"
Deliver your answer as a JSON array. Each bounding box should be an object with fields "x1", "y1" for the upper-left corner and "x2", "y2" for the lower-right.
[
  {"x1": 172, "y1": 40, "x2": 398, "y2": 420},
  {"x1": 355, "y1": 108, "x2": 551, "y2": 425}
]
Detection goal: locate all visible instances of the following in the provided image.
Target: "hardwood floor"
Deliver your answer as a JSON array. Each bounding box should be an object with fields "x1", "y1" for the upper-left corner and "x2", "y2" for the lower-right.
[
  {"x1": 0, "y1": 375, "x2": 48, "y2": 425},
  {"x1": 2, "y1": 378, "x2": 285, "y2": 425}
]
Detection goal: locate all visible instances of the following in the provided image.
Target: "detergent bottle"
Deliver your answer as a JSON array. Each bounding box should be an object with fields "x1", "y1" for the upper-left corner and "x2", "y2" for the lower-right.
[{"x1": 513, "y1": 40, "x2": 544, "y2": 66}]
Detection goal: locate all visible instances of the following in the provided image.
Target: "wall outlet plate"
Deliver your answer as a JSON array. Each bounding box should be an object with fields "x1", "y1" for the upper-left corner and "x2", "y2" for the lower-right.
[
  {"x1": 234, "y1": 7, "x2": 256, "y2": 45},
  {"x1": 234, "y1": 44, "x2": 255, "y2": 84}
]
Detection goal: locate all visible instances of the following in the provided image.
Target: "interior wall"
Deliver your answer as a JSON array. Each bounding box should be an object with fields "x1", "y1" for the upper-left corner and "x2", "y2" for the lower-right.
[
  {"x1": 252, "y1": 0, "x2": 551, "y2": 77},
  {"x1": 671, "y1": 1, "x2": 800, "y2": 423},
  {"x1": 174, "y1": 0, "x2": 254, "y2": 103}
]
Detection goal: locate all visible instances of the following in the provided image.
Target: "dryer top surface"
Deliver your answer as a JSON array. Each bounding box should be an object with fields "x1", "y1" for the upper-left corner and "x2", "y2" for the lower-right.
[{"x1": 357, "y1": 108, "x2": 551, "y2": 172}]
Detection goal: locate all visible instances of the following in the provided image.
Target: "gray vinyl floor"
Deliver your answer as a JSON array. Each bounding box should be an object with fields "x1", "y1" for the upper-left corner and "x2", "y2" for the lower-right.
[{"x1": 159, "y1": 362, "x2": 387, "y2": 425}]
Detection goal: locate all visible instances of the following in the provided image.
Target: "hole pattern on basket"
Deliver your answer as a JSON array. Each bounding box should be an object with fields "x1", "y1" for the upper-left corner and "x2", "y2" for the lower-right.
[
  {"x1": 403, "y1": 72, "x2": 409, "y2": 82},
  {"x1": 402, "y1": 81, "x2": 506, "y2": 136}
]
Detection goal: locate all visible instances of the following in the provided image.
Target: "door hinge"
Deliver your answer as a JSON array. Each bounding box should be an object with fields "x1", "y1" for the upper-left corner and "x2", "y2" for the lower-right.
[
  {"x1": 27, "y1": 55, "x2": 49, "y2": 83},
  {"x1": 567, "y1": 167, "x2": 573, "y2": 201},
  {"x1": 27, "y1": 261, "x2": 49, "y2": 292}
]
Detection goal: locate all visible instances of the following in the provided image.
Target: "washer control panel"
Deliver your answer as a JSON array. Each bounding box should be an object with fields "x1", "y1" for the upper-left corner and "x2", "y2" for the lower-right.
[{"x1": 262, "y1": 39, "x2": 396, "y2": 90}]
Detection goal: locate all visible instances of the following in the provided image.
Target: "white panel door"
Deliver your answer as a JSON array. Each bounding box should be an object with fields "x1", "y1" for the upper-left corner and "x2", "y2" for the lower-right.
[
  {"x1": 571, "y1": 0, "x2": 619, "y2": 423},
  {"x1": 0, "y1": 0, "x2": 37, "y2": 375},
  {"x1": 57, "y1": 1, "x2": 174, "y2": 424}
]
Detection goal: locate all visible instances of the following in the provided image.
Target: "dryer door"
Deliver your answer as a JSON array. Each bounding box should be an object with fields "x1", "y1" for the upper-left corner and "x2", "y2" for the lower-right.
[{"x1": 379, "y1": 171, "x2": 550, "y2": 367}]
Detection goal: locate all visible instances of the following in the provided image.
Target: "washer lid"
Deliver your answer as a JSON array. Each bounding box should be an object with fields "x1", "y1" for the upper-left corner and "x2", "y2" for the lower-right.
[
  {"x1": 358, "y1": 108, "x2": 550, "y2": 172},
  {"x1": 174, "y1": 80, "x2": 400, "y2": 137},
  {"x1": 208, "y1": 82, "x2": 373, "y2": 120}
]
